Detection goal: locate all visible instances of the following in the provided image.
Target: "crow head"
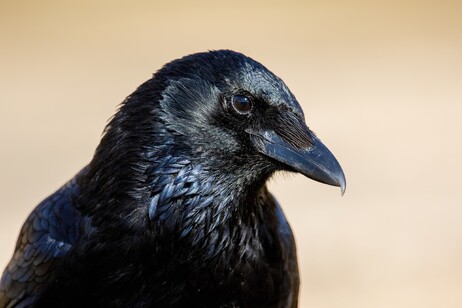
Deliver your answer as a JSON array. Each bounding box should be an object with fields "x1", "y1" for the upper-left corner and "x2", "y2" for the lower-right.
[
  {"x1": 154, "y1": 50, "x2": 345, "y2": 194},
  {"x1": 81, "y1": 50, "x2": 345, "y2": 221}
]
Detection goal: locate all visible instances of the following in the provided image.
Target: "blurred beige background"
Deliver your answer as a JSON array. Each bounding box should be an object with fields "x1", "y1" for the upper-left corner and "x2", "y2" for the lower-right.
[{"x1": 1, "y1": 1, "x2": 461, "y2": 307}]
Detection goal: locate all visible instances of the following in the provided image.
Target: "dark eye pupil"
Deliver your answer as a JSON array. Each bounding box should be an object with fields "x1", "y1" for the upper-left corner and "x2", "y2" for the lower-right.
[{"x1": 232, "y1": 95, "x2": 252, "y2": 113}]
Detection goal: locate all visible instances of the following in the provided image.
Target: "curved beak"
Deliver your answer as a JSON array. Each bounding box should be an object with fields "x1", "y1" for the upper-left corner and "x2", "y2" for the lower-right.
[{"x1": 248, "y1": 120, "x2": 346, "y2": 195}]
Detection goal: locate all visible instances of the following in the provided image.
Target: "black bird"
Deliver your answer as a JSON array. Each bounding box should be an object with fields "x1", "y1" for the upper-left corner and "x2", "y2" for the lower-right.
[{"x1": 0, "y1": 50, "x2": 345, "y2": 308}]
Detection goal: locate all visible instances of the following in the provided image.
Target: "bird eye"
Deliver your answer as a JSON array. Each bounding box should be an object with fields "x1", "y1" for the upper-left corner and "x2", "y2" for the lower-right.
[{"x1": 231, "y1": 95, "x2": 253, "y2": 114}]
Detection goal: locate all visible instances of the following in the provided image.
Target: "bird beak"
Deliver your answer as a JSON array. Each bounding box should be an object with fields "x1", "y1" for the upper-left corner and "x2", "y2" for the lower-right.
[{"x1": 248, "y1": 121, "x2": 346, "y2": 195}]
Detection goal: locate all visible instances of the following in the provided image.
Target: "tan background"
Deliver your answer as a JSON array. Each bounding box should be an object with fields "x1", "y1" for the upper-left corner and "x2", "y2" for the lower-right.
[{"x1": 1, "y1": 1, "x2": 461, "y2": 307}]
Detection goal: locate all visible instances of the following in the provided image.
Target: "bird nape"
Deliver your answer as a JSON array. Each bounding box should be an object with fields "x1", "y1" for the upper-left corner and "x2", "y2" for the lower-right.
[{"x1": 0, "y1": 50, "x2": 345, "y2": 308}]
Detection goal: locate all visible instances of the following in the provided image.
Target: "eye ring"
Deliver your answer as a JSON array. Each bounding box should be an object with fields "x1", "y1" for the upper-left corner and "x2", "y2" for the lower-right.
[{"x1": 231, "y1": 94, "x2": 253, "y2": 115}]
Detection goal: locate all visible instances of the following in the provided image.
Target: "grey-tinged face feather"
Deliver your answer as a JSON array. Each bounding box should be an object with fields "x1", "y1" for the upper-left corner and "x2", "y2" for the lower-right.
[
  {"x1": 158, "y1": 50, "x2": 305, "y2": 120},
  {"x1": 234, "y1": 61, "x2": 304, "y2": 118}
]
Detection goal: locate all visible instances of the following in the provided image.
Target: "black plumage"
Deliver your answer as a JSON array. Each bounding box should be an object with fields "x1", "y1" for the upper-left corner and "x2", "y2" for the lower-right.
[{"x1": 0, "y1": 50, "x2": 345, "y2": 308}]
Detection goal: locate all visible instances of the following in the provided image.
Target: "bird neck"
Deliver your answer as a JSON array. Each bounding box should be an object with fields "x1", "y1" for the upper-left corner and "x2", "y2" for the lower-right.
[{"x1": 146, "y1": 155, "x2": 274, "y2": 263}]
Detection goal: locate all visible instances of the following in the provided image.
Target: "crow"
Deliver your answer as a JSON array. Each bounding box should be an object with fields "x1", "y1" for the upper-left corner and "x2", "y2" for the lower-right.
[{"x1": 0, "y1": 50, "x2": 345, "y2": 308}]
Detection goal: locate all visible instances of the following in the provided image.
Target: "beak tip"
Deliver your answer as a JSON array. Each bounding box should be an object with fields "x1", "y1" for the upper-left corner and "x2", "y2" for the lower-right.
[
  {"x1": 338, "y1": 174, "x2": 346, "y2": 197},
  {"x1": 337, "y1": 170, "x2": 347, "y2": 196},
  {"x1": 340, "y1": 183, "x2": 346, "y2": 196}
]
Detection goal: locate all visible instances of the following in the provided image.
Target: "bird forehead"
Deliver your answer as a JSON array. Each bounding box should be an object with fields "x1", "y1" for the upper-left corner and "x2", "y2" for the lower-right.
[
  {"x1": 161, "y1": 50, "x2": 305, "y2": 118},
  {"x1": 234, "y1": 62, "x2": 304, "y2": 117}
]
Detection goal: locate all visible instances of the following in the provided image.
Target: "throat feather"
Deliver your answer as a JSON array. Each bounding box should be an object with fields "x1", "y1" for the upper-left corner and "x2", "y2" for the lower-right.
[{"x1": 147, "y1": 158, "x2": 267, "y2": 263}]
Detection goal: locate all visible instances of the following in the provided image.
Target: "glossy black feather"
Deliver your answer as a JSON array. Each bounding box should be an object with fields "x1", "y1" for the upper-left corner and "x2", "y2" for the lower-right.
[
  {"x1": 0, "y1": 50, "x2": 309, "y2": 307},
  {"x1": 0, "y1": 177, "x2": 81, "y2": 308}
]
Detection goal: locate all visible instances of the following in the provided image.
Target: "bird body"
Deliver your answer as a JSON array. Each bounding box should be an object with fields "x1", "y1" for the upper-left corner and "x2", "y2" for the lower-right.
[{"x1": 0, "y1": 50, "x2": 345, "y2": 307}]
